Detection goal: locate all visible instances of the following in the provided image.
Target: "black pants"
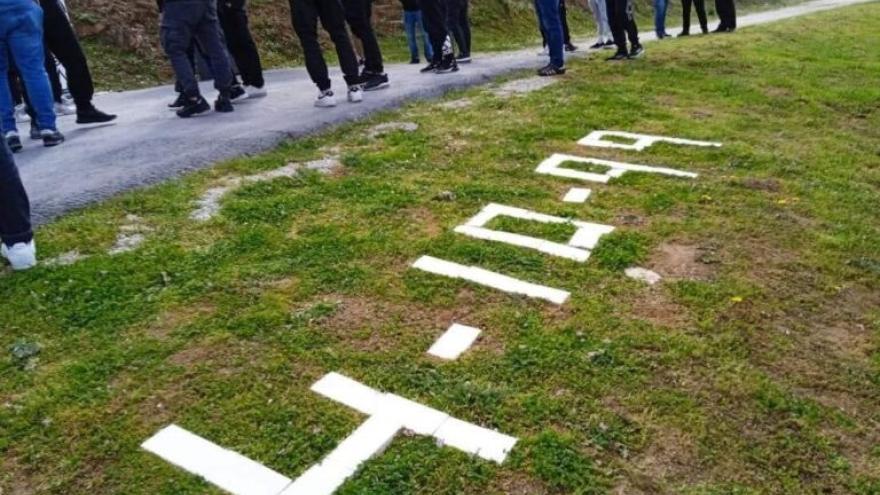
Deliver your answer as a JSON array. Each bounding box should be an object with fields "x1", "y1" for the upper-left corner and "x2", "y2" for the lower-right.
[
  {"x1": 715, "y1": 0, "x2": 736, "y2": 29},
  {"x1": 421, "y1": 0, "x2": 452, "y2": 63},
  {"x1": 218, "y1": 0, "x2": 265, "y2": 88},
  {"x1": 341, "y1": 0, "x2": 384, "y2": 73},
  {"x1": 39, "y1": 0, "x2": 95, "y2": 109},
  {"x1": 539, "y1": 0, "x2": 572, "y2": 46},
  {"x1": 161, "y1": 0, "x2": 233, "y2": 97},
  {"x1": 606, "y1": 0, "x2": 639, "y2": 53},
  {"x1": 682, "y1": 0, "x2": 708, "y2": 33},
  {"x1": 288, "y1": 0, "x2": 360, "y2": 91},
  {"x1": 0, "y1": 140, "x2": 32, "y2": 248},
  {"x1": 447, "y1": 0, "x2": 471, "y2": 56}
]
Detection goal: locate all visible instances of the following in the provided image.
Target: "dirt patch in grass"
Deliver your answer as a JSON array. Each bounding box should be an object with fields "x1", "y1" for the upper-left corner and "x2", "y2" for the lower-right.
[
  {"x1": 489, "y1": 471, "x2": 549, "y2": 495},
  {"x1": 142, "y1": 302, "x2": 217, "y2": 340},
  {"x1": 627, "y1": 287, "x2": 693, "y2": 328},
  {"x1": 648, "y1": 242, "x2": 716, "y2": 281},
  {"x1": 630, "y1": 428, "x2": 701, "y2": 488},
  {"x1": 405, "y1": 206, "x2": 444, "y2": 238}
]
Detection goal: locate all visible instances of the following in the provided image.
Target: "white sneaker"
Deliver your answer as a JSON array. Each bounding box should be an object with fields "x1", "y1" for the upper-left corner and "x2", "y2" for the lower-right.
[
  {"x1": 1, "y1": 240, "x2": 37, "y2": 271},
  {"x1": 245, "y1": 85, "x2": 267, "y2": 98},
  {"x1": 315, "y1": 89, "x2": 337, "y2": 108},
  {"x1": 347, "y1": 84, "x2": 363, "y2": 103},
  {"x1": 54, "y1": 101, "x2": 76, "y2": 116},
  {"x1": 14, "y1": 104, "x2": 30, "y2": 123}
]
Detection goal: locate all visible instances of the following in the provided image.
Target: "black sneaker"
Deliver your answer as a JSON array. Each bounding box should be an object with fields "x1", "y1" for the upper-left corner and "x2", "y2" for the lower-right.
[
  {"x1": 434, "y1": 55, "x2": 459, "y2": 74},
  {"x1": 678, "y1": 31, "x2": 690, "y2": 37},
  {"x1": 589, "y1": 41, "x2": 604, "y2": 49},
  {"x1": 420, "y1": 61, "x2": 439, "y2": 73},
  {"x1": 410, "y1": 58, "x2": 420, "y2": 64},
  {"x1": 628, "y1": 44, "x2": 645, "y2": 59},
  {"x1": 76, "y1": 105, "x2": 117, "y2": 124},
  {"x1": 537, "y1": 63, "x2": 566, "y2": 76},
  {"x1": 41, "y1": 129, "x2": 65, "y2": 147},
  {"x1": 362, "y1": 71, "x2": 390, "y2": 91},
  {"x1": 456, "y1": 54, "x2": 472, "y2": 63},
  {"x1": 168, "y1": 93, "x2": 187, "y2": 109},
  {"x1": 176, "y1": 96, "x2": 211, "y2": 118},
  {"x1": 5, "y1": 132, "x2": 22, "y2": 153},
  {"x1": 564, "y1": 43, "x2": 578, "y2": 52},
  {"x1": 29, "y1": 122, "x2": 40, "y2": 140},
  {"x1": 230, "y1": 84, "x2": 249, "y2": 103},
  {"x1": 214, "y1": 95, "x2": 234, "y2": 113},
  {"x1": 605, "y1": 51, "x2": 629, "y2": 61}
]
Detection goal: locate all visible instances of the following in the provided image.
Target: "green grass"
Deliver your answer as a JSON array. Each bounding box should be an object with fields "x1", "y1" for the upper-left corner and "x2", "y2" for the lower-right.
[{"x1": 3, "y1": 4, "x2": 880, "y2": 494}]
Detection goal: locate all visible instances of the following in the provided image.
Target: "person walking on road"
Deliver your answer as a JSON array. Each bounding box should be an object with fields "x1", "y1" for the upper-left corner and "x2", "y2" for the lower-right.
[
  {"x1": 0, "y1": 0, "x2": 65, "y2": 150},
  {"x1": 654, "y1": 0, "x2": 670, "y2": 38},
  {"x1": 287, "y1": 0, "x2": 364, "y2": 107},
  {"x1": 447, "y1": 0, "x2": 473, "y2": 62},
  {"x1": 534, "y1": 0, "x2": 567, "y2": 76},
  {"x1": 342, "y1": 0, "x2": 390, "y2": 91},
  {"x1": 588, "y1": 0, "x2": 615, "y2": 48},
  {"x1": 0, "y1": 139, "x2": 37, "y2": 270},
  {"x1": 400, "y1": 0, "x2": 433, "y2": 64},
  {"x1": 157, "y1": 0, "x2": 235, "y2": 118},
  {"x1": 420, "y1": 0, "x2": 459, "y2": 73},
  {"x1": 679, "y1": 0, "x2": 709, "y2": 36},
  {"x1": 605, "y1": 0, "x2": 644, "y2": 60},
  {"x1": 218, "y1": 0, "x2": 267, "y2": 97},
  {"x1": 714, "y1": 0, "x2": 737, "y2": 32}
]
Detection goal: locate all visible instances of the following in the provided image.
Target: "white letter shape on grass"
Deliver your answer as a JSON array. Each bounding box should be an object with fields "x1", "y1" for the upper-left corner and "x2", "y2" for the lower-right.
[
  {"x1": 142, "y1": 373, "x2": 518, "y2": 495},
  {"x1": 535, "y1": 153, "x2": 698, "y2": 184},
  {"x1": 454, "y1": 203, "x2": 614, "y2": 262},
  {"x1": 578, "y1": 130, "x2": 722, "y2": 151}
]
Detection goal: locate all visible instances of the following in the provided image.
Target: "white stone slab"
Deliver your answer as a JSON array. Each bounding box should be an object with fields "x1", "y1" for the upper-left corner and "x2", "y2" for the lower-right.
[
  {"x1": 311, "y1": 372, "x2": 383, "y2": 416},
  {"x1": 625, "y1": 267, "x2": 662, "y2": 285},
  {"x1": 381, "y1": 394, "x2": 450, "y2": 436},
  {"x1": 578, "y1": 130, "x2": 722, "y2": 151},
  {"x1": 427, "y1": 324, "x2": 482, "y2": 360},
  {"x1": 412, "y1": 256, "x2": 570, "y2": 305},
  {"x1": 434, "y1": 417, "x2": 518, "y2": 464},
  {"x1": 562, "y1": 188, "x2": 592, "y2": 203},
  {"x1": 319, "y1": 415, "x2": 401, "y2": 471},
  {"x1": 141, "y1": 425, "x2": 292, "y2": 495},
  {"x1": 536, "y1": 153, "x2": 697, "y2": 184},
  {"x1": 278, "y1": 463, "x2": 355, "y2": 495}
]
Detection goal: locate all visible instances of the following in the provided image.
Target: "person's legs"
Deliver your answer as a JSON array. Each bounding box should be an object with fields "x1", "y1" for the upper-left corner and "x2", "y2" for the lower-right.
[
  {"x1": 559, "y1": 0, "x2": 572, "y2": 46},
  {"x1": 403, "y1": 11, "x2": 420, "y2": 61},
  {"x1": 192, "y1": 1, "x2": 233, "y2": 96},
  {"x1": 161, "y1": 2, "x2": 201, "y2": 98},
  {"x1": 446, "y1": 0, "x2": 463, "y2": 55},
  {"x1": 7, "y1": 6, "x2": 56, "y2": 133},
  {"x1": 606, "y1": 0, "x2": 627, "y2": 54},
  {"x1": 694, "y1": 0, "x2": 708, "y2": 32},
  {"x1": 341, "y1": 0, "x2": 383, "y2": 74},
  {"x1": 728, "y1": 0, "x2": 737, "y2": 29},
  {"x1": 536, "y1": 0, "x2": 564, "y2": 68},
  {"x1": 315, "y1": 0, "x2": 361, "y2": 87},
  {"x1": 420, "y1": 0, "x2": 449, "y2": 64},
  {"x1": 0, "y1": 139, "x2": 33, "y2": 249},
  {"x1": 288, "y1": 0, "x2": 331, "y2": 90},
  {"x1": 218, "y1": 0, "x2": 265, "y2": 89},
  {"x1": 680, "y1": 0, "x2": 692, "y2": 34},
  {"x1": 43, "y1": 50, "x2": 62, "y2": 103},
  {"x1": 40, "y1": 0, "x2": 95, "y2": 109},
  {"x1": 417, "y1": 12, "x2": 434, "y2": 60},
  {"x1": 0, "y1": 47, "x2": 18, "y2": 134},
  {"x1": 654, "y1": 0, "x2": 667, "y2": 37},
  {"x1": 624, "y1": 0, "x2": 641, "y2": 48},
  {"x1": 458, "y1": 0, "x2": 471, "y2": 56}
]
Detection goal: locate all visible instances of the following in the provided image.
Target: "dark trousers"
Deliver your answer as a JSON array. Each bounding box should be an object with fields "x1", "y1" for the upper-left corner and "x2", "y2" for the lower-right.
[
  {"x1": 447, "y1": 0, "x2": 471, "y2": 56},
  {"x1": 288, "y1": 0, "x2": 360, "y2": 91},
  {"x1": 682, "y1": 0, "x2": 708, "y2": 33},
  {"x1": 218, "y1": 0, "x2": 265, "y2": 88},
  {"x1": 539, "y1": 0, "x2": 572, "y2": 46},
  {"x1": 39, "y1": 0, "x2": 94, "y2": 109},
  {"x1": 161, "y1": 0, "x2": 233, "y2": 98},
  {"x1": 606, "y1": 0, "x2": 639, "y2": 53},
  {"x1": 421, "y1": 0, "x2": 451, "y2": 63},
  {"x1": 0, "y1": 140, "x2": 32, "y2": 248},
  {"x1": 715, "y1": 0, "x2": 736, "y2": 29},
  {"x1": 341, "y1": 0, "x2": 384, "y2": 73}
]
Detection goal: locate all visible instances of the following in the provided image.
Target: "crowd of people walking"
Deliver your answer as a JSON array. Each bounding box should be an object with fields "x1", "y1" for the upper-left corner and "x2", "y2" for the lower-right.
[{"x1": 0, "y1": 0, "x2": 738, "y2": 271}]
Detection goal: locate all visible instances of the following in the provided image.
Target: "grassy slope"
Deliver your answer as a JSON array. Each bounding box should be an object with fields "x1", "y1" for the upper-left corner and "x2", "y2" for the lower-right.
[
  {"x1": 75, "y1": 0, "x2": 801, "y2": 90},
  {"x1": 2, "y1": 4, "x2": 880, "y2": 494}
]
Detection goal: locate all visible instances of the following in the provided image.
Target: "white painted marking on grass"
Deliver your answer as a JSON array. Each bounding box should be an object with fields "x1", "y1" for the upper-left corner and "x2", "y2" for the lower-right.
[
  {"x1": 428, "y1": 324, "x2": 482, "y2": 360},
  {"x1": 310, "y1": 372, "x2": 384, "y2": 416},
  {"x1": 412, "y1": 255, "x2": 570, "y2": 305},
  {"x1": 141, "y1": 425, "x2": 292, "y2": 495},
  {"x1": 434, "y1": 417, "x2": 518, "y2": 464},
  {"x1": 578, "y1": 130, "x2": 722, "y2": 151},
  {"x1": 562, "y1": 188, "x2": 592, "y2": 203},
  {"x1": 625, "y1": 267, "x2": 663, "y2": 285},
  {"x1": 454, "y1": 203, "x2": 614, "y2": 262},
  {"x1": 536, "y1": 153, "x2": 698, "y2": 184},
  {"x1": 191, "y1": 157, "x2": 341, "y2": 221}
]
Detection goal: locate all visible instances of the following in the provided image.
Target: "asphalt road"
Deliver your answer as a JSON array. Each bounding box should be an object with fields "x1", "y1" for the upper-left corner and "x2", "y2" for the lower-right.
[{"x1": 15, "y1": 0, "x2": 869, "y2": 224}]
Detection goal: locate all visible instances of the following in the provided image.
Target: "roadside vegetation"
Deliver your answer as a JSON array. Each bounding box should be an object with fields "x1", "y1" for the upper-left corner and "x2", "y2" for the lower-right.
[{"x1": 2, "y1": 4, "x2": 879, "y2": 494}]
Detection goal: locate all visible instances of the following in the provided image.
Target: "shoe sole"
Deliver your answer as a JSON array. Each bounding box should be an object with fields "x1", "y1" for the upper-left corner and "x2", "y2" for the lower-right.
[
  {"x1": 76, "y1": 116, "x2": 117, "y2": 125},
  {"x1": 434, "y1": 67, "x2": 460, "y2": 74},
  {"x1": 363, "y1": 82, "x2": 390, "y2": 92},
  {"x1": 177, "y1": 106, "x2": 211, "y2": 118}
]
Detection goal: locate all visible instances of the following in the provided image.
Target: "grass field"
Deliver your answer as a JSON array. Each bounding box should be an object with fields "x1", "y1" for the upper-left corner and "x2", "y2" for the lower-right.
[{"x1": 2, "y1": 4, "x2": 880, "y2": 494}]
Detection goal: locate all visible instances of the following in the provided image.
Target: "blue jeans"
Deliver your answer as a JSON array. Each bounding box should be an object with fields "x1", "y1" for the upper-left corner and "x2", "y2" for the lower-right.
[
  {"x1": 654, "y1": 0, "x2": 668, "y2": 36},
  {"x1": 535, "y1": 0, "x2": 564, "y2": 68},
  {"x1": 403, "y1": 10, "x2": 433, "y2": 61},
  {"x1": 0, "y1": 1, "x2": 57, "y2": 133},
  {"x1": 0, "y1": 139, "x2": 32, "y2": 247}
]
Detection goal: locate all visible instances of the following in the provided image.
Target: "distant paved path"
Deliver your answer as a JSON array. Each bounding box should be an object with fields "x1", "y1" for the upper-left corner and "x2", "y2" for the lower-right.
[{"x1": 18, "y1": 0, "x2": 872, "y2": 224}]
